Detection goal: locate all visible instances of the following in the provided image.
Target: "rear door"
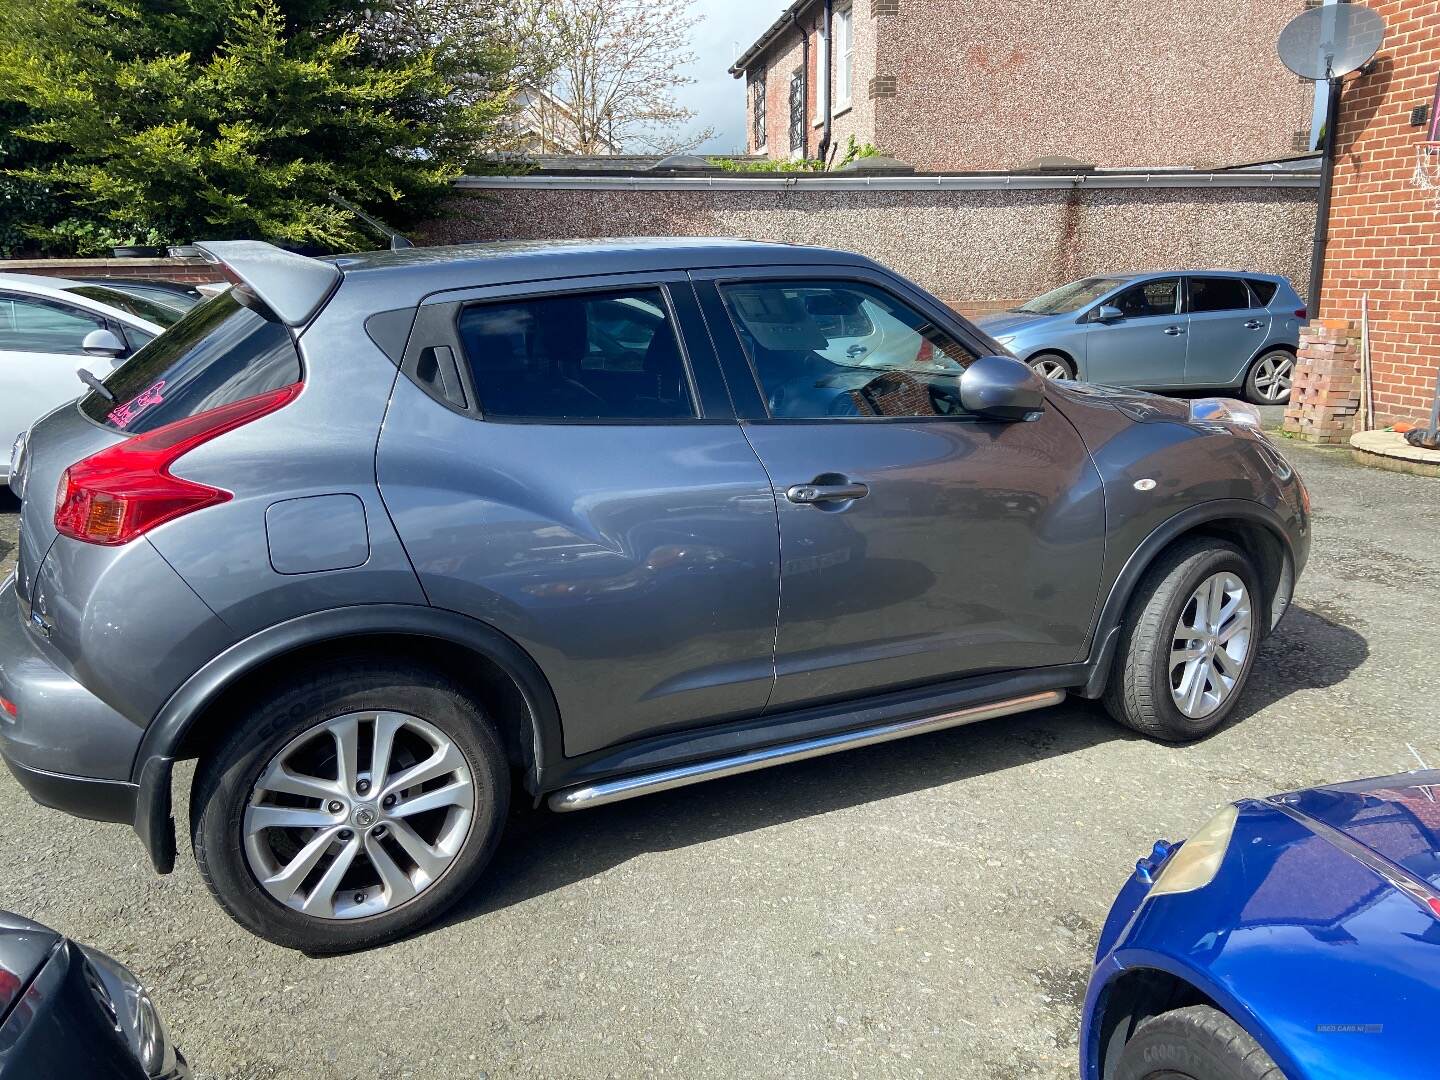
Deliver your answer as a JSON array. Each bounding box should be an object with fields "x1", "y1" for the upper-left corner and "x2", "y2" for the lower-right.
[
  {"x1": 1184, "y1": 276, "x2": 1267, "y2": 388},
  {"x1": 1081, "y1": 276, "x2": 1186, "y2": 388},
  {"x1": 692, "y1": 266, "x2": 1105, "y2": 711},
  {"x1": 376, "y1": 273, "x2": 781, "y2": 757}
]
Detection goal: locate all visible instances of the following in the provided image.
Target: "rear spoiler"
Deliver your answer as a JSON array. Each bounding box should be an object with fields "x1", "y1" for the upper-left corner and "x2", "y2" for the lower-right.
[{"x1": 194, "y1": 240, "x2": 341, "y2": 327}]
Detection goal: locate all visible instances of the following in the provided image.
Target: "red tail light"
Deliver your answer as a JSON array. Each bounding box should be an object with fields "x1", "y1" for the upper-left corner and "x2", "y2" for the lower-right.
[
  {"x1": 55, "y1": 383, "x2": 301, "y2": 546},
  {"x1": 1294, "y1": 307, "x2": 1307, "y2": 320}
]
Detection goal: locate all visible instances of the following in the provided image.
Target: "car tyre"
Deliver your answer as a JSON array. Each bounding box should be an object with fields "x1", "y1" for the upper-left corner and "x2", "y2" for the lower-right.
[
  {"x1": 1103, "y1": 539, "x2": 1261, "y2": 742},
  {"x1": 1242, "y1": 349, "x2": 1294, "y2": 405},
  {"x1": 191, "y1": 661, "x2": 510, "y2": 954},
  {"x1": 1027, "y1": 352, "x2": 1075, "y2": 380},
  {"x1": 1114, "y1": 1005, "x2": 1284, "y2": 1080}
]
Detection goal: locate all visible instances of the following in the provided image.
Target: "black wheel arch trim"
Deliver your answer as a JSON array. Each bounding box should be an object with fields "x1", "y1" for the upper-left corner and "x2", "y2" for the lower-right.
[
  {"x1": 129, "y1": 604, "x2": 564, "y2": 872},
  {"x1": 1081, "y1": 499, "x2": 1297, "y2": 699}
]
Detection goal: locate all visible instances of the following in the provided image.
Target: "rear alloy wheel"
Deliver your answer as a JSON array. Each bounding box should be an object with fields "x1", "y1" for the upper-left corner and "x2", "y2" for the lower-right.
[
  {"x1": 1028, "y1": 352, "x2": 1075, "y2": 381},
  {"x1": 1115, "y1": 1005, "x2": 1284, "y2": 1080},
  {"x1": 1104, "y1": 539, "x2": 1261, "y2": 742},
  {"x1": 1244, "y1": 350, "x2": 1294, "y2": 405},
  {"x1": 193, "y1": 663, "x2": 509, "y2": 953}
]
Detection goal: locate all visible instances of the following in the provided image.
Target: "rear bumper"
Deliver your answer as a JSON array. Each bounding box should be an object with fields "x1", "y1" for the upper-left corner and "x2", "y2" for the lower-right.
[{"x1": 1, "y1": 754, "x2": 136, "y2": 823}]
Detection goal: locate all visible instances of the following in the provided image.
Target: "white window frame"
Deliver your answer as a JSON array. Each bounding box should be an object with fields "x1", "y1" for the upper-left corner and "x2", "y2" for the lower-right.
[
  {"x1": 813, "y1": 18, "x2": 828, "y2": 126},
  {"x1": 834, "y1": 5, "x2": 853, "y2": 112}
]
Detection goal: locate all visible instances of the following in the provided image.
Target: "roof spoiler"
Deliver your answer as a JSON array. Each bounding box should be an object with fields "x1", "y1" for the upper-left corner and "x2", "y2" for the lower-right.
[{"x1": 194, "y1": 241, "x2": 341, "y2": 327}]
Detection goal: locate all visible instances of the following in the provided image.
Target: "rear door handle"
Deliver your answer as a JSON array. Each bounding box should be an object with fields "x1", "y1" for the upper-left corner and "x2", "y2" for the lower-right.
[
  {"x1": 786, "y1": 481, "x2": 870, "y2": 505},
  {"x1": 1163, "y1": 326, "x2": 1185, "y2": 336},
  {"x1": 1244, "y1": 319, "x2": 1265, "y2": 329}
]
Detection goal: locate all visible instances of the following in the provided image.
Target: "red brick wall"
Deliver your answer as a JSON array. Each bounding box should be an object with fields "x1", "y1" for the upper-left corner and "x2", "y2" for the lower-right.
[
  {"x1": 1316, "y1": 0, "x2": 1440, "y2": 427},
  {"x1": 0, "y1": 257, "x2": 224, "y2": 284}
]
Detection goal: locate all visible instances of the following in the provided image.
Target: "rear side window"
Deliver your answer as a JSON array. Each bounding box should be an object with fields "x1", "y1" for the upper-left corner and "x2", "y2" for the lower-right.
[
  {"x1": 80, "y1": 288, "x2": 301, "y2": 433},
  {"x1": 1189, "y1": 277, "x2": 1252, "y2": 313},
  {"x1": 1246, "y1": 278, "x2": 1279, "y2": 306},
  {"x1": 456, "y1": 288, "x2": 695, "y2": 421}
]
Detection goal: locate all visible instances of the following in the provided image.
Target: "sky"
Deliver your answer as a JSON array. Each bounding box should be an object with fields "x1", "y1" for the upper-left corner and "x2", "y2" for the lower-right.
[{"x1": 674, "y1": 0, "x2": 784, "y2": 155}]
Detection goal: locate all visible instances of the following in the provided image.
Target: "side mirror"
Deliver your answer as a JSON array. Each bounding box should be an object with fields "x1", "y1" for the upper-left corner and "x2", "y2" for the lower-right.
[
  {"x1": 959, "y1": 355, "x2": 1046, "y2": 421},
  {"x1": 1093, "y1": 305, "x2": 1123, "y2": 323},
  {"x1": 81, "y1": 328, "x2": 128, "y2": 358}
]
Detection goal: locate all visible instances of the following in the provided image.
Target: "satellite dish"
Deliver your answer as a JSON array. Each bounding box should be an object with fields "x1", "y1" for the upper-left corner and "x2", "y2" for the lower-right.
[{"x1": 1278, "y1": 4, "x2": 1385, "y2": 81}]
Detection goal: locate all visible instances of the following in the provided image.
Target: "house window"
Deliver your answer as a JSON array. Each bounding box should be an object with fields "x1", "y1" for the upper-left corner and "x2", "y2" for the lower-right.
[
  {"x1": 788, "y1": 68, "x2": 804, "y2": 152},
  {"x1": 752, "y1": 68, "x2": 767, "y2": 150},
  {"x1": 834, "y1": 5, "x2": 853, "y2": 109},
  {"x1": 813, "y1": 20, "x2": 828, "y2": 124}
]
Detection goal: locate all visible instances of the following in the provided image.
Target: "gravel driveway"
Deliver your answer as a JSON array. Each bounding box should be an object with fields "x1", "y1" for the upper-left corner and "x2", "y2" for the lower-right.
[{"x1": 0, "y1": 434, "x2": 1435, "y2": 1080}]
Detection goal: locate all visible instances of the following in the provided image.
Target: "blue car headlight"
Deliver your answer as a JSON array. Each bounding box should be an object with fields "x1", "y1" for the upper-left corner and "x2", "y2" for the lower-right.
[
  {"x1": 993, "y1": 334, "x2": 1017, "y2": 347},
  {"x1": 1150, "y1": 803, "x2": 1239, "y2": 896}
]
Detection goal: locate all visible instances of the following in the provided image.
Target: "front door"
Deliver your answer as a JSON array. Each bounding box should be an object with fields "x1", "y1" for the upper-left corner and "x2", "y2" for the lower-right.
[
  {"x1": 694, "y1": 269, "x2": 1106, "y2": 712},
  {"x1": 1183, "y1": 276, "x2": 1268, "y2": 388},
  {"x1": 0, "y1": 292, "x2": 125, "y2": 449},
  {"x1": 1081, "y1": 277, "x2": 1185, "y2": 388},
  {"x1": 377, "y1": 274, "x2": 781, "y2": 757}
]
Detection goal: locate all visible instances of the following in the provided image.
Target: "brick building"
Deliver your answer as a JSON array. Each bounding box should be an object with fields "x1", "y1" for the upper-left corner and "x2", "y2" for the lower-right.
[
  {"x1": 729, "y1": 0, "x2": 1315, "y2": 171},
  {"x1": 1285, "y1": 0, "x2": 1440, "y2": 440}
]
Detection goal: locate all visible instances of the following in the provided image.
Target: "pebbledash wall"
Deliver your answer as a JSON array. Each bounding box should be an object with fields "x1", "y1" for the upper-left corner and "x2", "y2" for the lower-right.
[
  {"x1": 736, "y1": 0, "x2": 1314, "y2": 172},
  {"x1": 1283, "y1": 0, "x2": 1440, "y2": 440},
  {"x1": 424, "y1": 171, "x2": 1319, "y2": 314}
]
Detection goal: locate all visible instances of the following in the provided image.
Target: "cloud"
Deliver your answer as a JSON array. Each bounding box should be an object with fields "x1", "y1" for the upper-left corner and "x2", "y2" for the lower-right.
[{"x1": 674, "y1": 0, "x2": 785, "y2": 154}]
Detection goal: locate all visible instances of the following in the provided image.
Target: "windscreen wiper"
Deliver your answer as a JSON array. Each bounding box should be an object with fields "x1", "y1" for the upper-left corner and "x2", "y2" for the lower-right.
[{"x1": 77, "y1": 367, "x2": 114, "y2": 402}]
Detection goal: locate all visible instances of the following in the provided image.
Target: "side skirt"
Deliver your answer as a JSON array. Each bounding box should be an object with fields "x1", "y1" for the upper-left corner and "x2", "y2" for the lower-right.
[{"x1": 548, "y1": 688, "x2": 1065, "y2": 812}]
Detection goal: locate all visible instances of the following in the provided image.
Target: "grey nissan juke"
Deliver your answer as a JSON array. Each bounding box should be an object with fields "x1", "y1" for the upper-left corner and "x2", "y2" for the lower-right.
[{"x1": 0, "y1": 239, "x2": 1309, "y2": 952}]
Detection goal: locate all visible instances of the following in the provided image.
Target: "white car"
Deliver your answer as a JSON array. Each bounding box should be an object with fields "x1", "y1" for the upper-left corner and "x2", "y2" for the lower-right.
[{"x1": 0, "y1": 272, "x2": 186, "y2": 485}]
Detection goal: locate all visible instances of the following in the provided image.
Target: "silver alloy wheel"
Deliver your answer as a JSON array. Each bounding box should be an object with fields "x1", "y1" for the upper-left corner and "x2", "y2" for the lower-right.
[
  {"x1": 1251, "y1": 351, "x2": 1294, "y2": 402},
  {"x1": 1030, "y1": 356, "x2": 1072, "y2": 381},
  {"x1": 243, "y1": 711, "x2": 474, "y2": 920},
  {"x1": 1169, "y1": 572, "x2": 1252, "y2": 719}
]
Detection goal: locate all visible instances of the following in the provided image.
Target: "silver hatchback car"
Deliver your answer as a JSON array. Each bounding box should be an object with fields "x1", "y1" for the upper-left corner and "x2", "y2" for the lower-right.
[
  {"x1": 0, "y1": 240, "x2": 1308, "y2": 952},
  {"x1": 974, "y1": 271, "x2": 1306, "y2": 404}
]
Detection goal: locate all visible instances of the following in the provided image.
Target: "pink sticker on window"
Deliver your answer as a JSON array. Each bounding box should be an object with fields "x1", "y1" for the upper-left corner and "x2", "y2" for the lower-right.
[{"x1": 107, "y1": 379, "x2": 166, "y2": 429}]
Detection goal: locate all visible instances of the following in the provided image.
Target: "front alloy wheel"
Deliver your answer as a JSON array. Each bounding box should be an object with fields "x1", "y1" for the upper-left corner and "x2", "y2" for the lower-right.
[
  {"x1": 1169, "y1": 573, "x2": 1252, "y2": 719},
  {"x1": 1029, "y1": 354, "x2": 1073, "y2": 381}
]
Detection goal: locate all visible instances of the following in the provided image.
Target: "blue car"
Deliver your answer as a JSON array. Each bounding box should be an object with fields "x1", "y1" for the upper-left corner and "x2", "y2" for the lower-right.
[
  {"x1": 973, "y1": 272, "x2": 1305, "y2": 405},
  {"x1": 1083, "y1": 770, "x2": 1440, "y2": 1080}
]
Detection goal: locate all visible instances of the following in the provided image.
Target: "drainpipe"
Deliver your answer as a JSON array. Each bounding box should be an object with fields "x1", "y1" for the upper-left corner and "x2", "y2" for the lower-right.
[
  {"x1": 1308, "y1": 76, "x2": 1342, "y2": 310},
  {"x1": 818, "y1": 0, "x2": 834, "y2": 164}
]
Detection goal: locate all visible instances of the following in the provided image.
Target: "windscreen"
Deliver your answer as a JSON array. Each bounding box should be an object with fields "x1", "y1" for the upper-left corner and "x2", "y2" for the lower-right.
[
  {"x1": 1010, "y1": 277, "x2": 1129, "y2": 315},
  {"x1": 79, "y1": 288, "x2": 301, "y2": 433},
  {"x1": 62, "y1": 285, "x2": 186, "y2": 328}
]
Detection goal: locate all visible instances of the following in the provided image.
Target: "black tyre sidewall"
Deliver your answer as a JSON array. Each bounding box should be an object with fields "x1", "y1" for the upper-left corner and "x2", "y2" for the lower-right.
[
  {"x1": 1107, "y1": 542, "x2": 1262, "y2": 742},
  {"x1": 1115, "y1": 1006, "x2": 1280, "y2": 1080},
  {"x1": 192, "y1": 664, "x2": 510, "y2": 954}
]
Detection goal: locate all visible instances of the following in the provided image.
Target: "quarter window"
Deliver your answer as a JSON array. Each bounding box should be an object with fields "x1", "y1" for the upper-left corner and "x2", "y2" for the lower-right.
[
  {"x1": 719, "y1": 280, "x2": 978, "y2": 420},
  {"x1": 1189, "y1": 277, "x2": 1252, "y2": 313},
  {"x1": 1107, "y1": 279, "x2": 1180, "y2": 319},
  {"x1": 0, "y1": 293, "x2": 107, "y2": 355},
  {"x1": 457, "y1": 288, "x2": 696, "y2": 421},
  {"x1": 1245, "y1": 278, "x2": 1279, "y2": 306}
]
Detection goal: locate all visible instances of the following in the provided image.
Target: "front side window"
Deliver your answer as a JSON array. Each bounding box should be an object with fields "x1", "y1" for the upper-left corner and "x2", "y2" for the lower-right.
[
  {"x1": 80, "y1": 288, "x2": 301, "y2": 432},
  {"x1": 719, "y1": 280, "x2": 977, "y2": 420},
  {"x1": 1189, "y1": 277, "x2": 1252, "y2": 313},
  {"x1": 457, "y1": 287, "x2": 695, "y2": 421},
  {"x1": 1108, "y1": 278, "x2": 1180, "y2": 319},
  {"x1": 0, "y1": 293, "x2": 107, "y2": 355},
  {"x1": 835, "y1": 6, "x2": 853, "y2": 107}
]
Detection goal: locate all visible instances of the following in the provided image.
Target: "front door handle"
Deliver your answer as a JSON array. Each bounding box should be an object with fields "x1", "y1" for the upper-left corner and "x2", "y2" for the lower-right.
[
  {"x1": 786, "y1": 480, "x2": 870, "y2": 505},
  {"x1": 1244, "y1": 319, "x2": 1264, "y2": 329},
  {"x1": 1163, "y1": 326, "x2": 1185, "y2": 336}
]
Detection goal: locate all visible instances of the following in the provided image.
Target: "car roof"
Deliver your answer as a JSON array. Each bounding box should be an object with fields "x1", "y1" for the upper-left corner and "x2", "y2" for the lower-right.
[
  {"x1": 0, "y1": 272, "x2": 166, "y2": 332},
  {"x1": 324, "y1": 237, "x2": 881, "y2": 309}
]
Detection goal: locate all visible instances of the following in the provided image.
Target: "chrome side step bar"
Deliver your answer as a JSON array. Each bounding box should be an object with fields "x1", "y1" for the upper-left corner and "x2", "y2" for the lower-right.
[{"x1": 547, "y1": 689, "x2": 1065, "y2": 813}]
